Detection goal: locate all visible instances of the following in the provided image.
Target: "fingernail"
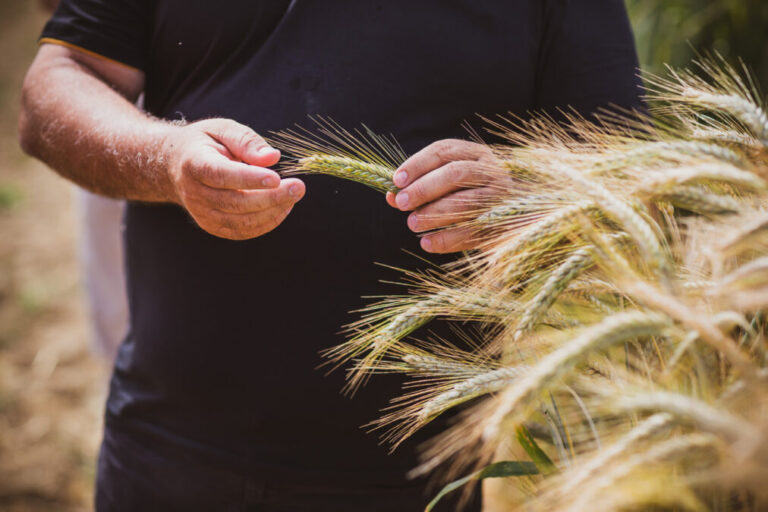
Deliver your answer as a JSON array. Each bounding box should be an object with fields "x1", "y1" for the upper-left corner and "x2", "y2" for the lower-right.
[
  {"x1": 262, "y1": 176, "x2": 277, "y2": 187},
  {"x1": 256, "y1": 146, "x2": 277, "y2": 157},
  {"x1": 421, "y1": 237, "x2": 432, "y2": 251},
  {"x1": 395, "y1": 192, "x2": 409, "y2": 209},
  {"x1": 408, "y1": 215, "x2": 418, "y2": 230},
  {"x1": 394, "y1": 170, "x2": 408, "y2": 187},
  {"x1": 289, "y1": 184, "x2": 300, "y2": 198}
]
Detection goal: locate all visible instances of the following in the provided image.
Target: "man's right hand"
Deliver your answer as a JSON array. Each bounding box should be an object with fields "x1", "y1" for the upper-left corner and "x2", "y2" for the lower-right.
[
  {"x1": 19, "y1": 44, "x2": 304, "y2": 242},
  {"x1": 164, "y1": 119, "x2": 305, "y2": 240}
]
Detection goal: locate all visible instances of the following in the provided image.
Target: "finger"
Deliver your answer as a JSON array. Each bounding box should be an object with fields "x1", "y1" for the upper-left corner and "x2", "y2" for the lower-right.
[
  {"x1": 392, "y1": 139, "x2": 491, "y2": 188},
  {"x1": 187, "y1": 151, "x2": 281, "y2": 190},
  {"x1": 200, "y1": 203, "x2": 296, "y2": 240},
  {"x1": 261, "y1": 203, "x2": 295, "y2": 233},
  {"x1": 385, "y1": 191, "x2": 397, "y2": 208},
  {"x1": 199, "y1": 119, "x2": 281, "y2": 167},
  {"x1": 190, "y1": 178, "x2": 305, "y2": 214},
  {"x1": 420, "y1": 226, "x2": 479, "y2": 254},
  {"x1": 395, "y1": 161, "x2": 493, "y2": 211},
  {"x1": 407, "y1": 187, "x2": 494, "y2": 232}
]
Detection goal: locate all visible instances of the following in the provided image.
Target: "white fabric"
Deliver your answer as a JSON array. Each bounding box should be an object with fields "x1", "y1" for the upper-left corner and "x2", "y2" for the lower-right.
[{"x1": 75, "y1": 188, "x2": 128, "y2": 361}]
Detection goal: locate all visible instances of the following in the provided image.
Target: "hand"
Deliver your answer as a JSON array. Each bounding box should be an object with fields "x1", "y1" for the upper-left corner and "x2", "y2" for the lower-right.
[
  {"x1": 386, "y1": 139, "x2": 506, "y2": 253},
  {"x1": 165, "y1": 119, "x2": 305, "y2": 240}
]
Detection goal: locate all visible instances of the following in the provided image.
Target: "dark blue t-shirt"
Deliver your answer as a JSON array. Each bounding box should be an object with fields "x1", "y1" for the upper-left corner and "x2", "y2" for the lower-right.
[{"x1": 42, "y1": 0, "x2": 642, "y2": 484}]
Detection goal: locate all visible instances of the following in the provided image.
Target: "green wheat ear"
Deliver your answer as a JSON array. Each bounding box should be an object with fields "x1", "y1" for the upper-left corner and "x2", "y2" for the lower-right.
[
  {"x1": 297, "y1": 155, "x2": 396, "y2": 193},
  {"x1": 269, "y1": 116, "x2": 406, "y2": 193}
]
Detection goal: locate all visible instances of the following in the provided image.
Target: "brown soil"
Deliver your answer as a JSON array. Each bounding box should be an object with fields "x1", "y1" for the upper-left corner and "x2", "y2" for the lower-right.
[{"x1": 0, "y1": 3, "x2": 107, "y2": 511}]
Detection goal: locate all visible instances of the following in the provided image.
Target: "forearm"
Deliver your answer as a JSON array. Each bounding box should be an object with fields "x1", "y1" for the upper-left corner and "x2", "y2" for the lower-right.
[
  {"x1": 19, "y1": 51, "x2": 178, "y2": 202},
  {"x1": 19, "y1": 45, "x2": 304, "y2": 241}
]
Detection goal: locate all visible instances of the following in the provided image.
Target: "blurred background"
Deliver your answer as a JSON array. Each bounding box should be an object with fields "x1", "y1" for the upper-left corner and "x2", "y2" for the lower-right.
[
  {"x1": 0, "y1": 2, "x2": 107, "y2": 512},
  {"x1": 626, "y1": 0, "x2": 768, "y2": 87},
  {"x1": 0, "y1": 1, "x2": 766, "y2": 511}
]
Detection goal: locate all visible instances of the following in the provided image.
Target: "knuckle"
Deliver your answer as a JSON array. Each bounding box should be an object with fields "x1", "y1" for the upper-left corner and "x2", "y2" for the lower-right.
[
  {"x1": 223, "y1": 190, "x2": 247, "y2": 213},
  {"x1": 279, "y1": 188, "x2": 292, "y2": 207},
  {"x1": 265, "y1": 190, "x2": 279, "y2": 209},
  {"x1": 237, "y1": 131, "x2": 258, "y2": 150},
  {"x1": 216, "y1": 227, "x2": 238, "y2": 240},
  {"x1": 460, "y1": 189, "x2": 480, "y2": 207},
  {"x1": 473, "y1": 187, "x2": 492, "y2": 201},
  {"x1": 441, "y1": 196, "x2": 462, "y2": 214},
  {"x1": 409, "y1": 181, "x2": 425, "y2": 202},
  {"x1": 444, "y1": 161, "x2": 465, "y2": 183},
  {"x1": 457, "y1": 140, "x2": 487, "y2": 160},
  {"x1": 192, "y1": 159, "x2": 215, "y2": 183},
  {"x1": 217, "y1": 213, "x2": 237, "y2": 232},
  {"x1": 431, "y1": 232, "x2": 446, "y2": 252},
  {"x1": 432, "y1": 139, "x2": 455, "y2": 157},
  {"x1": 198, "y1": 217, "x2": 234, "y2": 239},
  {"x1": 479, "y1": 144, "x2": 494, "y2": 158},
  {"x1": 268, "y1": 209, "x2": 283, "y2": 228},
  {"x1": 249, "y1": 215, "x2": 274, "y2": 236},
  {"x1": 194, "y1": 118, "x2": 220, "y2": 131},
  {"x1": 238, "y1": 222, "x2": 263, "y2": 239}
]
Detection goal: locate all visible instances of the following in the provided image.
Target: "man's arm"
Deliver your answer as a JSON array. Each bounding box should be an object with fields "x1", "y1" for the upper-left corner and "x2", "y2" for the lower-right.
[{"x1": 19, "y1": 44, "x2": 305, "y2": 240}]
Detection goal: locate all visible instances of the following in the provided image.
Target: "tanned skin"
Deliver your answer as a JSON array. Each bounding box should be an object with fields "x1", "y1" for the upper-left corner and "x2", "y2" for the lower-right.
[
  {"x1": 20, "y1": 44, "x2": 506, "y2": 249},
  {"x1": 19, "y1": 44, "x2": 305, "y2": 240}
]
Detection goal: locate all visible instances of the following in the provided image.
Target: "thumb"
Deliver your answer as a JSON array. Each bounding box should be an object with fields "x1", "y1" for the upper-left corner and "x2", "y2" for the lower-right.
[{"x1": 201, "y1": 119, "x2": 281, "y2": 167}]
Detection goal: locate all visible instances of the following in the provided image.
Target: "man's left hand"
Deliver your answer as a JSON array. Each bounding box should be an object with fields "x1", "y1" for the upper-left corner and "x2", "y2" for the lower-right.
[{"x1": 386, "y1": 139, "x2": 505, "y2": 254}]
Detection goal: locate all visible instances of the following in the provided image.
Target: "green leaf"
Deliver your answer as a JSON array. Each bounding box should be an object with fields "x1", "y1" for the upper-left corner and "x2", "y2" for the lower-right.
[
  {"x1": 516, "y1": 426, "x2": 557, "y2": 474},
  {"x1": 425, "y1": 460, "x2": 538, "y2": 511}
]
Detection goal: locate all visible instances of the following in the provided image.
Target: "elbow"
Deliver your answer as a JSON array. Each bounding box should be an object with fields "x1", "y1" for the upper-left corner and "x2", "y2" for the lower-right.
[
  {"x1": 17, "y1": 79, "x2": 43, "y2": 159},
  {"x1": 17, "y1": 107, "x2": 35, "y2": 157}
]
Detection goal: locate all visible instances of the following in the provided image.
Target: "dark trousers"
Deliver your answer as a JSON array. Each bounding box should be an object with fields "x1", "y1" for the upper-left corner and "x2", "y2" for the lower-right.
[{"x1": 95, "y1": 424, "x2": 482, "y2": 512}]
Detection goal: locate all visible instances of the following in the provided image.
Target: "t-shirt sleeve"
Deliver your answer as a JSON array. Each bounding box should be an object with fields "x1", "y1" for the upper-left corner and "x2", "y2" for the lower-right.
[
  {"x1": 39, "y1": 0, "x2": 151, "y2": 71},
  {"x1": 535, "y1": 0, "x2": 644, "y2": 117}
]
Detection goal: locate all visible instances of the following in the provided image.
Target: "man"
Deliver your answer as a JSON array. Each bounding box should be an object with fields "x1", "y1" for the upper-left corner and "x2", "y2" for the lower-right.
[{"x1": 19, "y1": 1, "x2": 642, "y2": 510}]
